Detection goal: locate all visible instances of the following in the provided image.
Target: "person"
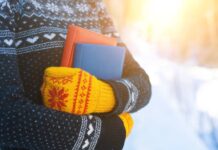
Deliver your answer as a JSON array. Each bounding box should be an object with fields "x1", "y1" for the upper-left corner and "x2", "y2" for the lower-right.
[{"x1": 0, "y1": 0, "x2": 151, "y2": 149}]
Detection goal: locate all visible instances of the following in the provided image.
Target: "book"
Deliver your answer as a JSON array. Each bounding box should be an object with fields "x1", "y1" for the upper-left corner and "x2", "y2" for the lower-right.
[
  {"x1": 73, "y1": 43, "x2": 126, "y2": 80},
  {"x1": 61, "y1": 25, "x2": 117, "y2": 67}
]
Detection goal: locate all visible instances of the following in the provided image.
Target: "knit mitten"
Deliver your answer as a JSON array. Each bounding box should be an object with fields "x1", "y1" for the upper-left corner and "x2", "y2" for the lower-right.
[
  {"x1": 119, "y1": 113, "x2": 134, "y2": 137},
  {"x1": 41, "y1": 67, "x2": 116, "y2": 114}
]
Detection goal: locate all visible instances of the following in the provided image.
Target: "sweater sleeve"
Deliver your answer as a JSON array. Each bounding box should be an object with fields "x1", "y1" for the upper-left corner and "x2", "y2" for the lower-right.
[
  {"x1": 95, "y1": 0, "x2": 152, "y2": 114},
  {"x1": 0, "y1": 2, "x2": 125, "y2": 150}
]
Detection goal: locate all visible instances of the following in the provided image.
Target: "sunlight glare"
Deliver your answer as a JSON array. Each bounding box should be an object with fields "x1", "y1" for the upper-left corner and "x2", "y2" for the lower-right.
[{"x1": 146, "y1": 0, "x2": 183, "y2": 26}]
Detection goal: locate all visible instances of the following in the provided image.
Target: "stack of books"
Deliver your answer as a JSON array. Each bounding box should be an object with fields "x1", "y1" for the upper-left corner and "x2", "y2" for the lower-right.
[{"x1": 61, "y1": 25, "x2": 126, "y2": 80}]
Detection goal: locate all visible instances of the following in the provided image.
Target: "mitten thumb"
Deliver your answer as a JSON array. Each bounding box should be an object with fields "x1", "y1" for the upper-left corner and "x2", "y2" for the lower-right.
[{"x1": 119, "y1": 113, "x2": 134, "y2": 137}]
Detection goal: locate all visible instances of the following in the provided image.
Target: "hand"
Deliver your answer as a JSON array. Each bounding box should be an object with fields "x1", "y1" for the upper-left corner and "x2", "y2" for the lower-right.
[{"x1": 41, "y1": 67, "x2": 116, "y2": 114}]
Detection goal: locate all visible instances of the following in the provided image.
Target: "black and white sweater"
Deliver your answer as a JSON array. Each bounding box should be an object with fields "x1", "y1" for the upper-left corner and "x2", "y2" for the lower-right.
[{"x1": 0, "y1": 0, "x2": 151, "y2": 149}]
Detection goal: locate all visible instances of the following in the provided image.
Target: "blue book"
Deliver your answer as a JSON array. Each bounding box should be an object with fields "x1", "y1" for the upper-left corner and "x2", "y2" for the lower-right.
[{"x1": 73, "y1": 43, "x2": 126, "y2": 80}]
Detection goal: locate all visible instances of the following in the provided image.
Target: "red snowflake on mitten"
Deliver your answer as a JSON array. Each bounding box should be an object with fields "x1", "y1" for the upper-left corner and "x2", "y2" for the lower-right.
[{"x1": 48, "y1": 86, "x2": 69, "y2": 111}]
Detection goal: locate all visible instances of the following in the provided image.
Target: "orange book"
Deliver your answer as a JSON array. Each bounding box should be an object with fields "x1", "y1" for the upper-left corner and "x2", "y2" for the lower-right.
[{"x1": 61, "y1": 25, "x2": 117, "y2": 67}]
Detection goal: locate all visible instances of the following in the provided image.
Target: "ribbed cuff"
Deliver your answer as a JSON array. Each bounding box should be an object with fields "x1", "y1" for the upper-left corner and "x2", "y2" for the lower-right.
[
  {"x1": 94, "y1": 81, "x2": 116, "y2": 113},
  {"x1": 95, "y1": 115, "x2": 126, "y2": 150},
  {"x1": 103, "y1": 80, "x2": 129, "y2": 115}
]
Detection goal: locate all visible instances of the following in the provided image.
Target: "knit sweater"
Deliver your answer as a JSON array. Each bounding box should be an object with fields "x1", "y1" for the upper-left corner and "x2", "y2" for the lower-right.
[{"x1": 0, "y1": 0, "x2": 151, "y2": 149}]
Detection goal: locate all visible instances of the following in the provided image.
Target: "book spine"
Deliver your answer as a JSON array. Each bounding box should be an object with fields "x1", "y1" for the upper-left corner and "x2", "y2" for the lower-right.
[
  {"x1": 60, "y1": 25, "x2": 77, "y2": 67},
  {"x1": 68, "y1": 26, "x2": 78, "y2": 67}
]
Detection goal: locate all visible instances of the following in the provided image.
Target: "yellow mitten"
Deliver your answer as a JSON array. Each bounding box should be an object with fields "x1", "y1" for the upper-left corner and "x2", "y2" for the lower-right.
[
  {"x1": 119, "y1": 113, "x2": 134, "y2": 137},
  {"x1": 41, "y1": 67, "x2": 116, "y2": 115}
]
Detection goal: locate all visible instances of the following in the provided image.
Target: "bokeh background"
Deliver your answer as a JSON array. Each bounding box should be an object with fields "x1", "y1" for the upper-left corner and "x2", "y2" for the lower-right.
[{"x1": 104, "y1": 0, "x2": 218, "y2": 150}]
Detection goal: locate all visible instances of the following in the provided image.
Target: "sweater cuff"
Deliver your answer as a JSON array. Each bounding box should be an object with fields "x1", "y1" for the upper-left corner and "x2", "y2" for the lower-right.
[{"x1": 95, "y1": 115, "x2": 126, "y2": 150}]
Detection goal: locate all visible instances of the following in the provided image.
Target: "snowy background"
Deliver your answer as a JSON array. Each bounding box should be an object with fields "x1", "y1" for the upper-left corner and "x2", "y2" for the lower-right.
[{"x1": 121, "y1": 26, "x2": 218, "y2": 150}]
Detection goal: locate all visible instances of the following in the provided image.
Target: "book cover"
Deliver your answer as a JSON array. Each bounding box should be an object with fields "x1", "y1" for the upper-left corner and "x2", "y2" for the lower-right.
[
  {"x1": 61, "y1": 25, "x2": 117, "y2": 67},
  {"x1": 73, "y1": 43, "x2": 126, "y2": 80}
]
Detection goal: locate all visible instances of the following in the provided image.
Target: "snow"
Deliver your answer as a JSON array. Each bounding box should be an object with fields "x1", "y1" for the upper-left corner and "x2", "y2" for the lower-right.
[{"x1": 123, "y1": 54, "x2": 208, "y2": 150}]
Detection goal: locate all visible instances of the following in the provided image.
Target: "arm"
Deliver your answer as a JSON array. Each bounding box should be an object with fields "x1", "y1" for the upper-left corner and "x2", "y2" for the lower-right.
[
  {"x1": 1, "y1": 90, "x2": 125, "y2": 150},
  {"x1": 96, "y1": 0, "x2": 152, "y2": 114},
  {"x1": 0, "y1": 2, "x2": 125, "y2": 149},
  {"x1": 0, "y1": 94, "x2": 125, "y2": 150}
]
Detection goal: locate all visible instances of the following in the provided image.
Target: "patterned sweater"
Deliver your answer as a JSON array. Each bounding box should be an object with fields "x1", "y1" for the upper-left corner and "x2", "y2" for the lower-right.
[{"x1": 0, "y1": 0, "x2": 151, "y2": 149}]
